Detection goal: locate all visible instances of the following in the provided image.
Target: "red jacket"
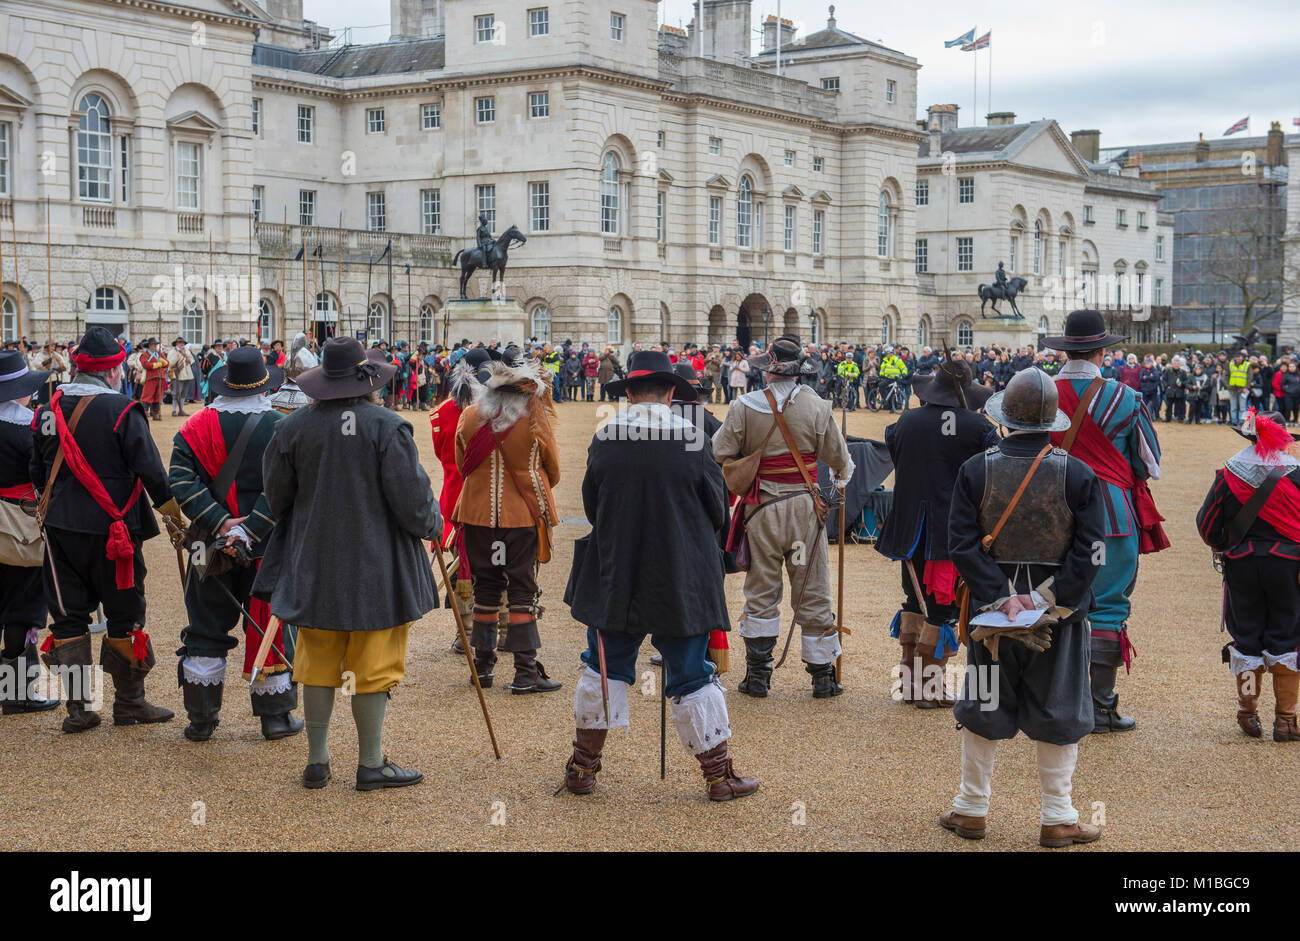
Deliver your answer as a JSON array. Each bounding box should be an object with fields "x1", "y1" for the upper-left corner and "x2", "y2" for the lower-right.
[{"x1": 431, "y1": 398, "x2": 463, "y2": 547}]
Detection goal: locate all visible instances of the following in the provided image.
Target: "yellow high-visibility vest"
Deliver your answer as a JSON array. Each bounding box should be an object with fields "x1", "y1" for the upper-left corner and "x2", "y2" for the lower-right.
[{"x1": 1228, "y1": 360, "x2": 1249, "y2": 388}]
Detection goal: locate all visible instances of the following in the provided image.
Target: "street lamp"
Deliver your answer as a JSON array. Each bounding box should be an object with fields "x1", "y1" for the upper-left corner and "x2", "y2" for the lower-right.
[{"x1": 763, "y1": 304, "x2": 772, "y2": 347}]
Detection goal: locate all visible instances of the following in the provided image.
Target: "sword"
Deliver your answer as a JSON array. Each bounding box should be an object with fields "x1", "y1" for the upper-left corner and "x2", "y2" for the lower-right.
[
  {"x1": 248, "y1": 614, "x2": 282, "y2": 687},
  {"x1": 435, "y1": 544, "x2": 501, "y2": 760},
  {"x1": 659, "y1": 655, "x2": 666, "y2": 780},
  {"x1": 205, "y1": 573, "x2": 293, "y2": 671},
  {"x1": 596, "y1": 629, "x2": 611, "y2": 727}
]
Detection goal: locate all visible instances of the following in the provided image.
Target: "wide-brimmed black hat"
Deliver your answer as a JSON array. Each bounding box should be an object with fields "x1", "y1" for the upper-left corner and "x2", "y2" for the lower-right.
[
  {"x1": 913, "y1": 355, "x2": 993, "y2": 410},
  {"x1": 671, "y1": 361, "x2": 702, "y2": 402},
  {"x1": 0, "y1": 349, "x2": 49, "y2": 402},
  {"x1": 1233, "y1": 410, "x2": 1300, "y2": 443},
  {"x1": 1042, "y1": 309, "x2": 1127, "y2": 352},
  {"x1": 172, "y1": 336, "x2": 188, "y2": 346},
  {"x1": 605, "y1": 350, "x2": 695, "y2": 401},
  {"x1": 297, "y1": 337, "x2": 397, "y2": 401},
  {"x1": 207, "y1": 345, "x2": 283, "y2": 398},
  {"x1": 748, "y1": 337, "x2": 802, "y2": 377}
]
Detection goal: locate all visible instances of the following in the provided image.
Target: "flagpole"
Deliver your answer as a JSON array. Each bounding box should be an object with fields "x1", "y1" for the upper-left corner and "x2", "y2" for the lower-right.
[
  {"x1": 987, "y1": 31, "x2": 992, "y2": 118},
  {"x1": 972, "y1": 34, "x2": 977, "y2": 124},
  {"x1": 336, "y1": 211, "x2": 343, "y2": 341},
  {"x1": 8, "y1": 211, "x2": 20, "y2": 340},
  {"x1": 279, "y1": 206, "x2": 287, "y2": 340}
]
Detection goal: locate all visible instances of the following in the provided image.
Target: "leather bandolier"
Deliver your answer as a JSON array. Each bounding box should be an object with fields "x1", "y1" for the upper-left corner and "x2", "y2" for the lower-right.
[{"x1": 978, "y1": 446, "x2": 1075, "y2": 565}]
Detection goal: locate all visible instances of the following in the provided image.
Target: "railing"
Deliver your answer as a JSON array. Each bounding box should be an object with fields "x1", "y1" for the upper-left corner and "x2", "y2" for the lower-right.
[
  {"x1": 254, "y1": 222, "x2": 454, "y2": 264},
  {"x1": 0, "y1": 200, "x2": 11, "y2": 222},
  {"x1": 659, "y1": 54, "x2": 840, "y2": 121},
  {"x1": 83, "y1": 206, "x2": 116, "y2": 228},
  {"x1": 177, "y1": 212, "x2": 204, "y2": 234},
  {"x1": 603, "y1": 238, "x2": 623, "y2": 253}
]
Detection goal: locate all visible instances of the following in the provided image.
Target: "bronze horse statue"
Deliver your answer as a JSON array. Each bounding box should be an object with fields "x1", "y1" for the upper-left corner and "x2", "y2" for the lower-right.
[
  {"x1": 453, "y1": 225, "x2": 526, "y2": 300},
  {"x1": 977, "y1": 276, "x2": 1028, "y2": 318}
]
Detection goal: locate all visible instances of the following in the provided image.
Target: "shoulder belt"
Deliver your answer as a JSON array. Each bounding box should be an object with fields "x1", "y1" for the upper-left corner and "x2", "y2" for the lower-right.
[
  {"x1": 213, "y1": 411, "x2": 267, "y2": 511},
  {"x1": 1060, "y1": 376, "x2": 1105, "y2": 453},
  {"x1": 764, "y1": 387, "x2": 818, "y2": 501},
  {"x1": 35, "y1": 396, "x2": 93, "y2": 523},
  {"x1": 1227, "y1": 466, "x2": 1286, "y2": 549},
  {"x1": 980, "y1": 443, "x2": 1053, "y2": 553}
]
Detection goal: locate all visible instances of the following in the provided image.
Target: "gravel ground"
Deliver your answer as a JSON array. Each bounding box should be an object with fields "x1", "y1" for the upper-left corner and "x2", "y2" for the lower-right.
[{"x1": 3, "y1": 400, "x2": 1291, "y2": 852}]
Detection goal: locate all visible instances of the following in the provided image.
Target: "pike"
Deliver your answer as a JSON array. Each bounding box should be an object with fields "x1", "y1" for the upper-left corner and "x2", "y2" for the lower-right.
[{"x1": 434, "y1": 544, "x2": 501, "y2": 759}]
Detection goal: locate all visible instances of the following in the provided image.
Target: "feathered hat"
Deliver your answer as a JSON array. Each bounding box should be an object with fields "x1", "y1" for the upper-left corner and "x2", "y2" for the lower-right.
[
  {"x1": 483, "y1": 345, "x2": 546, "y2": 395},
  {"x1": 1235, "y1": 407, "x2": 1299, "y2": 457}
]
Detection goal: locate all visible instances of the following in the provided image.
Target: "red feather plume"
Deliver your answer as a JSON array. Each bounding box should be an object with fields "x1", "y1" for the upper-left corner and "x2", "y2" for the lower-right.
[{"x1": 1254, "y1": 413, "x2": 1293, "y2": 459}]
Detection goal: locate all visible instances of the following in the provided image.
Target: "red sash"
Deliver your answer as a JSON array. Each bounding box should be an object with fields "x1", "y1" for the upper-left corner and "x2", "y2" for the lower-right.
[
  {"x1": 49, "y1": 390, "x2": 143, "y2": 589},
  {"x1": 458, "y1": 419, "x2": 498, "y2": 480},
  {"x1": 178, "y1": 409, "x2": 280, "y2": 673},
  {"x1": 1225, "y1": 469, "x2": 1300, "y2": 544},
  {"x1": 923, "y1": 560, "x2": 958, "y2": 606},
  {"x1": 0, "y1": 483, "x2": 36, "y2": 500},
  {"x1": 1053, "y1": 381, "x2": 1169, "y2": 554}
]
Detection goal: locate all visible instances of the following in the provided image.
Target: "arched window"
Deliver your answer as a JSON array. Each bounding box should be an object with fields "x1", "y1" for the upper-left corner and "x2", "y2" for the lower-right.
[
  {"x1": 1033, "y1": 220, "x2": 1043, "y2": 275},
  {"x1": 810, "y1": 310, "x2": 821, "y2": 345},
  {"x1": 877, "y1": 190, "x2": 891, "y2": 257},
  {"x1": 314, "y1": 291, "x2": 338, "y2": 321},
  {"x1": 917, "y1": 314, "x2": 930, "y2": 348},
  {"x1": 1, "y1": 295, "x2": 15, "y2": 342},
  {"x1": 77, "y1": 93, "x2": 114, "y2": 202},
  {"x1": 956, "y1": 319, "x2": 973, "y2": 348},
  {"x1": 258, "y1": 299, "x2": 274, "y2": 340},
  {"x1": 606, "y1": 305, "x2": 623, "y2": 345},
  {"x1": 419, "y1": 303, "x2": 437, "y2": 344},
  {"x1": 737, "y1": 175, "x2": 753, "y2": 249},
  {"x1": 182, "y1": 297, "x2": 204, "y2": 344},
  {"x1": 368, "y1": 300, "x2": 387, "y2": 340},
  {"x1": 600, "y1": 153, "x2": 620, "y2": 236},
  {"x1": 880, "y1": 314, "x2": 892, "y2": 345},
  {"x1": 530, "y1": 304, "x2": 552, "y2": 343},
  {"x1": 1037, "y1": 315, "x2": 1049, "y2": 340}
]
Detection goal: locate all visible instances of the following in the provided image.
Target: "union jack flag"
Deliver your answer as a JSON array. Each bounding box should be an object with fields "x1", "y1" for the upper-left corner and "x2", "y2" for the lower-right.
[
  {"x1": 962, "y1": 31, "x2": 991, "y2": 51},
  {"x1": 1223, "y1": 116, "x2": 1249, "y2": 136}
]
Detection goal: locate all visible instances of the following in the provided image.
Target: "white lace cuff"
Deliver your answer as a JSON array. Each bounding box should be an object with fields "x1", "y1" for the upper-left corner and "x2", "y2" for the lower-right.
[{"x1": 182, "y1": 655, "x2": 227, "y2": 686}]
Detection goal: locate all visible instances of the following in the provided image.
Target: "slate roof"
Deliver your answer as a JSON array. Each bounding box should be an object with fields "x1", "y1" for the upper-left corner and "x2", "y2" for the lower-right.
[
  {"x1": 917, "y1": 124, "x2": 1033, "y2": 159},
  {"x1": 253, "y1": 39, "x2": 445, "y2": 77},
  {"x1": 753, "y1": 25, "x2": 904, "y2": 57}
]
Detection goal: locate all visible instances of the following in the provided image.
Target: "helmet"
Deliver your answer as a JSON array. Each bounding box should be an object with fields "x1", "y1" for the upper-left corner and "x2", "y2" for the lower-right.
[{"x1": 983, "y1": 368, "x2": 1071, "y2": 432}]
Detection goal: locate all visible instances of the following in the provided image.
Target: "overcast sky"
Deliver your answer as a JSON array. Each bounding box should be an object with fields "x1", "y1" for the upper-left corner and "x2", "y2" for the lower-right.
[{"x1": 302, "y1": 0, "x2": 1300, "y2": 147}]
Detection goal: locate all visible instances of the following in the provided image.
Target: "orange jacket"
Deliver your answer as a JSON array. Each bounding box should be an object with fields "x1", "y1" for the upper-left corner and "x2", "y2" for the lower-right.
[{"x1": 453, "y1": 401, "x2": 559, "y2": 529}]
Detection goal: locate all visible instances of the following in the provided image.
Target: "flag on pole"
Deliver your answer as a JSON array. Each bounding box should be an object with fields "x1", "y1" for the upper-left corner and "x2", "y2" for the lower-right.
[
  {"x1": 945, "y1": 27, "x2": 975, "y2": 48},
  {"x1": 1223, "y1": 116, "x2": 1249, "y2": 136},
  {"x1": 962, "y1": 30, "x2": 991, "y2": 51},
  {"x1": 1292, "y1": 117, "x2": 1299, "y2": 127}
]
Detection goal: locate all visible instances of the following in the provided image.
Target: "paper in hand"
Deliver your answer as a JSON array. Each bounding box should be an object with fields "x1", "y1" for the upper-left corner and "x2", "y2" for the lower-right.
[{"x1": 970, "y1": 607, "x2": 1048, "y2": 629}]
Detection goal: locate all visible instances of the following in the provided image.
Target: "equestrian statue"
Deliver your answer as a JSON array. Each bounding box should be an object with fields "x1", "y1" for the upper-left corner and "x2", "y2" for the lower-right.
[
  {"x1": 977, "y1": 261, "x2": 1028, "y2": 318},
  {"x1": 453, "y1": 214, "x2": 527, "y2": 300}
]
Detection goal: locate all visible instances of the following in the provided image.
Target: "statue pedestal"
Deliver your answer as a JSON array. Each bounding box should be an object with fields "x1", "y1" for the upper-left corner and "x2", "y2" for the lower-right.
[{"x1": 442, "y1": 298, "x2": 530, "y2": 348}]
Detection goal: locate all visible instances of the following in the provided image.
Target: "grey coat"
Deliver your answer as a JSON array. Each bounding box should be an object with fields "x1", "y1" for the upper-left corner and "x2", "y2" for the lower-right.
[{"x1": 253, "y1": 399, "x2": 442, "y2": 631}]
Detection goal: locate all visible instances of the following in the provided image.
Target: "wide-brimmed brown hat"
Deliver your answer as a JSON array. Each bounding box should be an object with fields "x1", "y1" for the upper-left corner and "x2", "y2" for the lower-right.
[
  {"x1": 297, "y1": 336, "x2": 396, "y2": 401},
  {"x1": 747, "y1": 337, "x2": 802, "y2": 377}
]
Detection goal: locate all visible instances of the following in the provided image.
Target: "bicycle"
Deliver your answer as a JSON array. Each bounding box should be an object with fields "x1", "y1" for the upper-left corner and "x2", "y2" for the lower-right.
[{"x1": 882, "y1": 380, "x2": 906, "y2": 412}]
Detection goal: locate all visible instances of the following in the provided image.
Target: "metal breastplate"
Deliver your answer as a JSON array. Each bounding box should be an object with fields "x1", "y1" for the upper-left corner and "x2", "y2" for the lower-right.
[{"x1": 977, "y1": 447, "x2": 1074, "y2": 565}]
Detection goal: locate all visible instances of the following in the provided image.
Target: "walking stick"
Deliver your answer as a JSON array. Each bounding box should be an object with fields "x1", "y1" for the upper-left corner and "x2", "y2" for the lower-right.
[
  {"x1": 595, "y1": 629, "x2": 611, "y2": 727},
  {"x1": 835, "y1": 490, "x2": 846, "y2": 684},
  {"x1": 435, "y1": 544, "x2": 501, "y2": 760},
  {"x1": 659, "y1": 657, "x2": 666, "y2": 780}
]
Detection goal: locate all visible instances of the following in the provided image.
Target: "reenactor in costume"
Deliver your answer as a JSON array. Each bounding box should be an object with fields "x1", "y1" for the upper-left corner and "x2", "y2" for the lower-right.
[
  {"x1": 138, "y1": 338, "x2": 167, "y2": 421},
  {"x1": 170, "y1": 347, "x2": 302, "y2": 742},
  {"x1": 1196, "y1": 409, "x2": 1300, "y2": 742},
  {"x1": 712, "y1": 336, "x2": 854, "y2": 699},
  {"x1": 0, "y1": 350, "x2": 58, "y2": 714},
  {"x1": 166, "y1": 338, "x2": 195, "y2": 417},
  {"x1": 432, "y1": 348, "x2": 491, "y2": 653},
  {"x1": 269, "y1": 332, "x2": 317, "y2": 413},
  {"x1": 876, "y1": 354, "x2": 996, "y2": 707},
  {"x1": 31, "y1": 326, "x2": 184, "y2": 732},
  {"x1": 562, "y1": 351, "x2": 757, "y2": 800},
  {"x1": 1045, "y1": 309, "x2": 1167, "y2": 733},
  {"x1": 669, "y1": 361, "x2": 722, "y2": 438},
  {"x1": 256, "y1": 337, "x2": 442, "y2": 790},
  {"x1": 941, "y1": 369, "x2": 1106, "y2": 847},
  {"x1": 454, "y1": 346, "x2": 562, "y2": 694}
]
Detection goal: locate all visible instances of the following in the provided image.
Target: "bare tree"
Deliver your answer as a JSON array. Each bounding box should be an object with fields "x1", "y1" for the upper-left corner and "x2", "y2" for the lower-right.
[{"x1": 1203, "y1": 180, "x2": 1300, "y2": 336}]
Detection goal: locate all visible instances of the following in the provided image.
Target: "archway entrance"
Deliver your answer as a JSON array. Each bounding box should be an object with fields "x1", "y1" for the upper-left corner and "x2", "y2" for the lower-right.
[
  {"x1": 736, "y1": 309, "x2": 751, "y2": 349},
  {"x1": 738, "y1": 293, "x2": 770, "y2": 348}
]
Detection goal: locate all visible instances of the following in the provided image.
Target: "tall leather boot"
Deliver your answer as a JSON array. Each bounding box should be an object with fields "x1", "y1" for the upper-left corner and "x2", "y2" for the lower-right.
[
  {"x1": 896, "y1": 611, "x2": 925, "y2": 704},
  {"x1": 251, "y1": 679, "x2": 304, "y2": 740},
  {"x1": 181, "y1": 679, "x2": 223, "y2": 742},
  {"x1": 472, "y1": 648, "x2": 497, "y2": 689},
  {"x1": 695, "y1": 741, "x2": 759, "y2": 801},
  {"x1": 41, "y1": 634, "x2": 101, "y2": 732},
  {"x1": 2, "y1": 641, "x2": 59, "y2": 714},
  {"x1": 737, "y1": 636, "x2": 776, "y2": 698},
  {"x1": 805, "y1": 661, "x2": 843, "y2": 698},
  {"x1": 1236, "y1": 667, "x2": 1264, "y2": 738},
  {"x1": 1091, "y1": 662, "x2": 1136, "y2": 733},
  {"x1": 101, "y1": 634, "x2": 174, "y2": 726},
  {"x1": 562, "y1": 727, "x2": 607, "y2": 795},
  {"x1": 1270, "y1": 664, "x2": 1300, "y2": 742},
  {"x1": 509, "y1": 650, "x2": 562, "y2": 694},
  {"x1": 915, "y1": 623, "x2": 954, "y2": 709}
]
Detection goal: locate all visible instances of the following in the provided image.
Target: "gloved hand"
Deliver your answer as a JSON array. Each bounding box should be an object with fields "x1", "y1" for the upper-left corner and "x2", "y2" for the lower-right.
[{"x1": 157, "y1": 497, "x2": 187, "y2": 551}]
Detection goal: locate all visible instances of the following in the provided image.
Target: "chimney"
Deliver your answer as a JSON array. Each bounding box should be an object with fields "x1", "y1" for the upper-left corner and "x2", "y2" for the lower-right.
[
  {"x1": 265, "y1": 0, "x2": 303, "y2": 23},
  {"x1": 701, "y1": 0, "x2": 754, "y2": 63},
  {"x1": 926, "y1": 103, "x2": 959, "y2": 132},
  {"x1": 986, "y1": 111, "x2": 1016, "y2": 127},
  {"x1": 761, "y1": 15, "x2": 797, "y2": 51},
  {"x1": 390, "y1": 0, "x2": 444, "y2": 40},
  {"x1": 1195, "y1": 133, "x2": 1210, "y2": 163},
  {"x1": 1267, "y1": 121, "x2": 1284, "y2": 167},
  {"x1": 1071, "y1": 129, "x2": 1100, "y2": 162}
]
